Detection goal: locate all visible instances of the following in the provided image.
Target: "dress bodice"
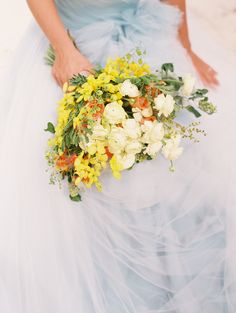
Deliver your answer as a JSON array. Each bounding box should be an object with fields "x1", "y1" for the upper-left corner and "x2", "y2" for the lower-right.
[{"x1": 55, "y1": 0, "x2": 181, "y2": 36}]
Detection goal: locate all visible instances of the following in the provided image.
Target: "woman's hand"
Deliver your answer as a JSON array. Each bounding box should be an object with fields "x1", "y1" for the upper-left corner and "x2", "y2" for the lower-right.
[
  {"x1": 189, "y1": 50, "x2": 219, "y2": 88},
  {"x1": 52, "y1": 45, "x2": 93, "y2": 87}
]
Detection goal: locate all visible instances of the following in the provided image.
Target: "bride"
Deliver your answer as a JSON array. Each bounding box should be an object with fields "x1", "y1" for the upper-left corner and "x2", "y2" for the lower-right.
[{"x1": 0, "y1": 0, "x2": 235, "y2": 312}]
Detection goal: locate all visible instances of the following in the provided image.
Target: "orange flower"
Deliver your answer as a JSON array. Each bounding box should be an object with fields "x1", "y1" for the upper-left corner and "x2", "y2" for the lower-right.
[
  {"x1": 56, "y1": 153, "x2": 77, "y2": 171},
  {"x1": 105, "y1": 146, "x2": 113, "y2": 159},
  {"x1": 145, "y1": 85, "x2": 158, "y2": 98},
  {"x1": 132, "y1": 97, "x2": 149, "y2": 110},
  {"x1": 140, "y1": 116, "x2": 157, "y2": 125},
  {"x1": 88, "y1": 101, "x2": 105, "y2": 120}
]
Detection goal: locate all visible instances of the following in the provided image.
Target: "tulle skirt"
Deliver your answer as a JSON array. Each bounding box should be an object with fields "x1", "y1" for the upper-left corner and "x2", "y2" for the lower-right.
[{"x1": 0, "y1": 2, "x2": 236, "y2": 312}]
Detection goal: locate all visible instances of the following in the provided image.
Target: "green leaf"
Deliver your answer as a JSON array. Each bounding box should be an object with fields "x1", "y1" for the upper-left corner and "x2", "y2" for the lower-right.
[
  {"x1": 162, "y1": 79, "x2": 183, "y2": 91},
  {"x1": 70, "y1": 194, "x2": 82, "y2": 202},
  {"x1": 136, "y1": 48, "x2": 142, "y2": 56},
  {"x1": 70, "y1": 74, "x2": 87, "y2": 86},
  {"x1": 186, "y1": 105, "x2": 202, "y2": 118},
  {"x1": 44, "y1": 122, "x2": 55, "y2": 133},
  {"x1": 190, "y1": 89, "x2": 208, "y2": 100},
  {"x1": 161, "y1": 63, "x2": 174, "y2": 73},
  {"x1": 126, "y1": 53, "x2": 132, "y2": 60},
  {"x1": 61, "y1": 140, "x2": 65, "y2": 151}
]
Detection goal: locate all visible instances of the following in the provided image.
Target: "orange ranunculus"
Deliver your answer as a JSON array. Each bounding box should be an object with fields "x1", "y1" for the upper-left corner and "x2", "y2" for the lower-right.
[
  {"x1": 132, "y1": 97, "x2": 149, "y2": 110},
  {"x1": 140, "y1": 116, "x2": 157, "y2": 124}
]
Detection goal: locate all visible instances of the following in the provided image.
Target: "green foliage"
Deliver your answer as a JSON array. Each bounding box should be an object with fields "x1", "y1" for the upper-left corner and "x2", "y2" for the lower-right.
[
  {"x1": 161, "y1": 63, "x2": 174, "y2": 73},
  {"x1": 70, "y1": 74, "x2": 88, "y2": 86},
  {"x1": 199, "y1": 98, "x2": 217, "y2": 115},
  {"x1": 70, "y1": 194, "x2": 82, "y2": 202},
  {"x1": 44, "y1": 122, "x2": 55, "y2": 134},
  {"x1": 186, "y1": 105, "x2": 202, "y2": 118}
]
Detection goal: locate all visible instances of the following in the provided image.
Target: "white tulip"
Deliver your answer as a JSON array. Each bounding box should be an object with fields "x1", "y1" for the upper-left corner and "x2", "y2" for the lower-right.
[
  {"x1": 154, "y1": 94, "x2": 175, "y2": 117},
  {"x1": 104, "y1": 101, "x2": 127, "y2": 125},
  {"x1": 181, "y1": 74, "x2": 195, "y2": 97},
  {"x1": 162, "y1": 135, "x2": 183, "y2": 161},
  {"x1": 119, "y1": 79, "x2": 140, "y2": 98}
]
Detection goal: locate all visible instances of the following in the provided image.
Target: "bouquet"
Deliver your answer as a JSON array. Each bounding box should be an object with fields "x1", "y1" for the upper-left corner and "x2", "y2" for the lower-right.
[{"x1": 45, "y1": 50, "x2": 216, "y2": 201}]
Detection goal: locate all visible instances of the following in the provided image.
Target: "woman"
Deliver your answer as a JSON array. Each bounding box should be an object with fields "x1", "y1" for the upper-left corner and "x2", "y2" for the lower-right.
[{"x1": 0, "y1": 0, "x2": 235, "y2": 312}]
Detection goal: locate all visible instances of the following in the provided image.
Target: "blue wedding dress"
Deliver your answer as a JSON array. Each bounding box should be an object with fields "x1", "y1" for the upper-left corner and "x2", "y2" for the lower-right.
[{"x1": 0, "y1": 0, "x2": 236, "y2": 312}]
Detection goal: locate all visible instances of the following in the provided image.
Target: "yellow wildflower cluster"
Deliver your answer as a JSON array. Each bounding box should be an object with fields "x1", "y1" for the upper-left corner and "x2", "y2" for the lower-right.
[
  {"x1": 103, "y1": 57, "x2": 150, "y2": 80},
  {"x1": 75, "y1": 72, "x2": 123, "y2": 103},
  {"x1": 73, "y1": 56, "x2": 150, "y2": 104},
  {"x1": 49, "y1": 93, "x2": 76, "y2": 150},
  {"x1": 74, "y1": 142, "x2": 108, "y2": 190}
]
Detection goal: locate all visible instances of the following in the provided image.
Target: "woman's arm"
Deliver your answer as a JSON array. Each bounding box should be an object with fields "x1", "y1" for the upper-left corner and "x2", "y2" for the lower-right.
[
  {"x1": 166, "y1": 0, "x2": 219, "y2": 87},
  {"x1": 27, "y1": 0, "x2": 92, "y2": 87}
]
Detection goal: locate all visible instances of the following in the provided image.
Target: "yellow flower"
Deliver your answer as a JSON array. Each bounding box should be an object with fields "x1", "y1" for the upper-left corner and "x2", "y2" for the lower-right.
[{"x1": 110, "y1": 155, "x2": 123, "y2": 179}]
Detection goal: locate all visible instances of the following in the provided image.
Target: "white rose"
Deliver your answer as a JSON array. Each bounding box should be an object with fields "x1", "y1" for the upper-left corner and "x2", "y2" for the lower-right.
[
  {"x1": 122, "y1": 119, "x2": 141, "y2": 139},
  {"x1": 104, "y1": 101, "x2": 127, "y2": 125},
  {"x1": 181, "y1": 74, "x2": 195, "y2": 97},
  {"x1": 144, "y1": 142, "x2": 163, "y2": 158},
  {"x1": 154, "y1": 94, "x2": 175, "y2": 117},
  {"x1": 92, "y1": 124, "x2": 108, "y2": 140},
  {"x1": 108, "y1": 127, "x2": 127, "y2": 154},
  {"x1": 116, "y1": 153, "x2": 136, "y2": 170},
  {"x1": 119, "y1": 79, "x2": 140, "y2": 98},
  {"x1": 125, "y1": 141, "x2": 143, "y2": 155},
  {"x1": 141, "y1": 106, "x2": 153, "y2": 118},
  {"x1": 141, "y1": 121, "x2": 164, "y2": 144},
  {"x1": 162, "y1": 135, "x2": 183, "y2": 161}
]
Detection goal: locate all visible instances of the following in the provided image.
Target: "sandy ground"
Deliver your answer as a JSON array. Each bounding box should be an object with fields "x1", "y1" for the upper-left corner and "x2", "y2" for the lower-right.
[{"x1": 0, "y1": 0, "x2": 236, "y2": 69}]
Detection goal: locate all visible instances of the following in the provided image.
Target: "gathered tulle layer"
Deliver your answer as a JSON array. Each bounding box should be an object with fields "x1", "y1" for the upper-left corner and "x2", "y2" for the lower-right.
[{"x1": 0, "y1": 1, "x2": 236, "y2": 311}]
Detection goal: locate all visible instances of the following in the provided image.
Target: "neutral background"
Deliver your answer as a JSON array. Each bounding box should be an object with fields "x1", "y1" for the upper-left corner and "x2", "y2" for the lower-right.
[{"x1": 0, "y1": 0, "x2": 236, "y2": 70}]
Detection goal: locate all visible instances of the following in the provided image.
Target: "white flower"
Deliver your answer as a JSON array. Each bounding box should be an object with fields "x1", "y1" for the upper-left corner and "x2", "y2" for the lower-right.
[
  {"x1": 141, "y1": 106, "x2": 153, "y2": 118},
  {"x1": 132, "y1": 108, "x2": 143, "y2": 122},
  {"x1": 154, "y1": 94, "x2": 175, "y2": 117},
  {"x1": 119, "y1": 79, "x2": 140, "y2": 98},
  {"x1": 122, "y1": 119, "x2": 141, "y2": 139},
  {"x1": 92, "y1": 124, "x2": 108, "y2": 140},
  {"x1": 125, "y1": 141, "x2": 143, "y2": 155},
  {"x1": 144, "y1": 142, "x2": 163, "y2": 158},
  {"x1": 180, "y1": 74, "x2": 195, "y2": 97},
  {"x1": 162, "y1": 135, "x2": 183, "y2": 161},
  {"x1": 116, "y1": 153, "x2": 136, "y2": 170},
  {"x1": 108, "y1": 127, "x2": 127, "y2": 154},
  {"x1": 104, "y1": 101, "x2": 127, "y2": 125},
  {"x1": 141, "y1": 121, "x2": 164, "y2": 144}
]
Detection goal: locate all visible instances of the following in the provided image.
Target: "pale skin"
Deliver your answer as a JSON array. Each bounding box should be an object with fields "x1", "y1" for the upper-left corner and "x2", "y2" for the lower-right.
[{"x1": 27, "y1": 0, "x2": 219, "y2": 87}]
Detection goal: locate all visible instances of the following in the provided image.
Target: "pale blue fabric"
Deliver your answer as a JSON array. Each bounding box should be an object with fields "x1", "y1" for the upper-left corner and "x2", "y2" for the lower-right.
[{"x1": 55, "y1": 0, "x2": 185, "y2": 69}]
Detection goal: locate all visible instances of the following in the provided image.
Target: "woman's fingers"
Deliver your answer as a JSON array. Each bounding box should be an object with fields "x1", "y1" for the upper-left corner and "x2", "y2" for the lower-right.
[
  {"x1": 199, "y1": 68, "x2": 219, "y2": 87},
  {"x1": 189, "y1": 51, "x2": 220, "y2": 88}
]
